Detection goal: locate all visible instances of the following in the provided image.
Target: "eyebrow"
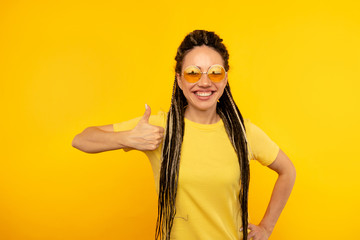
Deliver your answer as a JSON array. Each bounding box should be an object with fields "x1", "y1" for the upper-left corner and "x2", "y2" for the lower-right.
[
  {"x1": 184, "y1": 64, "x2": 223, "y2": 71},
  {"x1": 188, "y1": 65, "x2": 208, "y2": 71},
  {"x1": 195, "y1": 65, "x2": 219, "y2": 71}
]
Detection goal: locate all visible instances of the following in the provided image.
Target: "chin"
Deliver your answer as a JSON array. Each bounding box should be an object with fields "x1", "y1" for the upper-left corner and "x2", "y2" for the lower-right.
[{"x1": 191, "y1": 103, "x2": 217, "y2": 111}]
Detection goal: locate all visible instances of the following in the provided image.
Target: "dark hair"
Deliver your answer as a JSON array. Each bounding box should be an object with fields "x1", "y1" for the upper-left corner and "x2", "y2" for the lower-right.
[{"x1": 156, "y1": 30, "x2": 250, "y2": 240}]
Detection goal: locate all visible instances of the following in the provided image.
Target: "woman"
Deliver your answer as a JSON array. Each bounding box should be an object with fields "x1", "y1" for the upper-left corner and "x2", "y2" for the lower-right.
[{"x1": 72, "y1": 30, "x2": 296, "y2": 240}]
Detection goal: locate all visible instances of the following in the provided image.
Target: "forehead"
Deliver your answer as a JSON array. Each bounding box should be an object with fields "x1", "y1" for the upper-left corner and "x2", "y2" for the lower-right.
[{"x1": 182, "y1": 45, "x2": 224, "y2": 70}]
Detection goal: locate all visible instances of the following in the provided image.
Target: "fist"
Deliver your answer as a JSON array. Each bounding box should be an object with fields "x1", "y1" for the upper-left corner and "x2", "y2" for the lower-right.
[{"x1": 127, "y1": 104, "x2": 165, "y2": 151}]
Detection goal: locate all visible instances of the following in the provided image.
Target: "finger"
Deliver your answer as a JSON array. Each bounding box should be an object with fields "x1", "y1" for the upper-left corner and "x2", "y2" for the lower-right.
[
  {"x1": 139, "y1": 103, "x2": 151, "y2": 123},
  {"x1": 158, "y1": 132, "x2": 164, "y2": 140},
  {"x1": 247, "y1": 230, "x2": 256, "y2": 240},
  {"x1": 157, "y1": 127, "x2": 165, "y2": 136},
  {"x1": 248, "y1": 223, "x2": 256, "y2": 231},
  {"x1": 247, "y1": 224, "x2": 257, "y2": 240},
  {"x1": 158, "y1": 126, "x2": 165, "y2": 133},
  {"x1": 152, "y1": 126, "x2": 164, "y2": 137},
  {"x1": 239, "y1": 226, "x2": 251, "y2": 232}
]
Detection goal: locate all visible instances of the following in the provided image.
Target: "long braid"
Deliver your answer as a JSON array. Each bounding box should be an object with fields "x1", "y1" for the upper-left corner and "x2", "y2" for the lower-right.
[
  {"x1": 156, "y1": 77, "x2": 186, "y2": 239},
  {"x1": 217, "y1": 84, "x2": 251, "y2": 238},
  {"x1": 155, "y1": 30, "x2": 250, "y2": 240}
]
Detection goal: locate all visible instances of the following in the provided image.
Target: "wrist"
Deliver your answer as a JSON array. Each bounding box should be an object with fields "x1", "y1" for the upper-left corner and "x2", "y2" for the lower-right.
[
  {"x1": 116, "y1": 131, "x2": 132, "y2": 149},
  {"x1": 259, "y1": 222, "x2": 274, "y2": 236}
]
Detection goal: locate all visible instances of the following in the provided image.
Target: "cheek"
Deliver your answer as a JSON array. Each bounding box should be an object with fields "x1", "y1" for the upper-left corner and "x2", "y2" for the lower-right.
[
  {"x1": 182, "y1": 82, "x2": 193, "y2": 93},
  {"x1": 217, "y1": 82, "x2": 227, "y2": 94},
  {"x1": 217, "y1": 86, "x2": 228, "y2": 99}
]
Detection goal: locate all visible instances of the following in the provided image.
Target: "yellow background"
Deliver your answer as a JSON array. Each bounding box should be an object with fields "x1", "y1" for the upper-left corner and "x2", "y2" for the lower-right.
[{"x1": 1, "y1": 0, "x2": 359, "y2": 239}]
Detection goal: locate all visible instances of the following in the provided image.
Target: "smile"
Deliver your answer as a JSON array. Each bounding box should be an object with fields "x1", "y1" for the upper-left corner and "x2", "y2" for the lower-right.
[{"x1": 194, "y1": 91, "x2": 214, "y2": 97}]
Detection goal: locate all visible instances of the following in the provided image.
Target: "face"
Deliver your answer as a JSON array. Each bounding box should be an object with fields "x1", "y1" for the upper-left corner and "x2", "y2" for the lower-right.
[{"x1": 176, "y1": 45, "x2": 228, "y2": 114}]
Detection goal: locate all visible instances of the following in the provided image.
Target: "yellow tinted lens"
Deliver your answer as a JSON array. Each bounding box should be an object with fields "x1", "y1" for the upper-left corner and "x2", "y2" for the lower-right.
[
  {"x1": 208, "y1": 65, "x2": 225, "y2": 82},
  {"x1": 183, "y1": 66, "x2": 201, "y2": 83}
]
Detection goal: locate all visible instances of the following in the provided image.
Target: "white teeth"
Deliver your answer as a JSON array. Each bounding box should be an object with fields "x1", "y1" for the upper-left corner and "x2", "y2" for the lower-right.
[{"x1": 195, "y1": 91, "x2": 213, "y2": 97}]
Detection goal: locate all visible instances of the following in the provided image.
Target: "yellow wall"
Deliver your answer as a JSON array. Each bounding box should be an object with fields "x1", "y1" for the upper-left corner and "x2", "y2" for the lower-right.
[{"x1": 1, "y1": 0, "x2": 359, "y2": 239}]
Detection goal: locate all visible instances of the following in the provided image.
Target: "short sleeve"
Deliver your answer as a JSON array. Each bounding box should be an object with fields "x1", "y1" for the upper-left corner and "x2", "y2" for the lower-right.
[
  {"x1": 113, "y1": 116, "x2": 142, "y2": 132},
  {"x1": 244, "y1": 118, "x2": 280, "y2": 166}
]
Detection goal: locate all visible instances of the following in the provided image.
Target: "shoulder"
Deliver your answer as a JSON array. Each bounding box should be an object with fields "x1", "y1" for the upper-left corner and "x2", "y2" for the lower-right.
[
  {"x1": 243, "y1": 117, "x2": 265, "y2": 137},
  {"x1": 149, "y1": 110, "x2": 167, "y2": 128},
  {"x1": 242, "y1": 117, "x2": 280, "y2": 166},
  {"x1": 243, "y1": 117, "x2": 266, "y2": 140}
]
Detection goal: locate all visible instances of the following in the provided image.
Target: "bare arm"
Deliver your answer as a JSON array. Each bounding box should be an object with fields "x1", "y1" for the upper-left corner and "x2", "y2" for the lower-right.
[
  {"x1": 71, "y1": 105, "x2": 164, "y2": 154},
  {"x1": 71, "y1": 125, "x2": 131, "y2": 153},
  {"x1": 247, "y1": 148, "x2": 296, "y2": 239}
]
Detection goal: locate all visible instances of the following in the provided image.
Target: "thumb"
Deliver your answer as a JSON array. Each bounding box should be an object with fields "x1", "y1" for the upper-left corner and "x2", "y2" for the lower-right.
[{"x1": 140, "y1": 103, "x2": 151, "y2": 123}]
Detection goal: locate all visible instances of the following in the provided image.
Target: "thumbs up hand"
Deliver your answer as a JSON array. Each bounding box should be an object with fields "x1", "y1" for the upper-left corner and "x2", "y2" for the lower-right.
[{"x1": 127, "y1": 104, "x2": 165, "y2": 151}]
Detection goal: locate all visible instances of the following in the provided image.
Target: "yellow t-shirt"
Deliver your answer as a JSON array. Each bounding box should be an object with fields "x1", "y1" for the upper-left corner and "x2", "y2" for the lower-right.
[{"x1": 113, "y1": 110, "x2": 280, "y2": 240}]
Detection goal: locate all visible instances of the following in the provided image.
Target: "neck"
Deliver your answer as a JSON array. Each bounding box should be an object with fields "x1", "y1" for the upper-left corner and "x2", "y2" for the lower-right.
[{"x1": 184, "y1": 106, "x2": 220, "y2": 124}]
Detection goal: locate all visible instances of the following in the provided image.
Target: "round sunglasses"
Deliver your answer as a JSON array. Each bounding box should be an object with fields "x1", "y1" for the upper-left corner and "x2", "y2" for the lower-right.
[{"x1": 182, "y1": 64, "x2": 227, "y2": 83}]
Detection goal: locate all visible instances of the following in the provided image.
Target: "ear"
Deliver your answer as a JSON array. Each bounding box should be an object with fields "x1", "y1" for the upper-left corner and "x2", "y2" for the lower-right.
[{"x1": 176, "y1": 73, "x2": 183, "y2": 90}]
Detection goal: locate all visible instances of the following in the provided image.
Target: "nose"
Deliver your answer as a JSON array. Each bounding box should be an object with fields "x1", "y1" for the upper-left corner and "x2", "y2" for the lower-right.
[{"x1": 197, "y1": 73, "x2": 212, "y2": 86}]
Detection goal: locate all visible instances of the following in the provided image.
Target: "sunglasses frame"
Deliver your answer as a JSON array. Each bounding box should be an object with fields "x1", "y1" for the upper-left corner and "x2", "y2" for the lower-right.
[{"x1": 182, "y1": 64, "x2": 227, "y2": 83}]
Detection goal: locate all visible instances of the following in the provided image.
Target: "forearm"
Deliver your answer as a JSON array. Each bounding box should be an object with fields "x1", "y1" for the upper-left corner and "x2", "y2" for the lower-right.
[
  {"x1": 259, "y1": 171, "x2": 296, "y2": 234},
  {"x1": 72, "y1": 127, "x2": 131, "y2": 153}
]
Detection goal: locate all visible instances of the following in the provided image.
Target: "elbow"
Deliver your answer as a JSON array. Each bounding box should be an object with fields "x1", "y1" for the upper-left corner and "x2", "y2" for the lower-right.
[
  {"x1": 72, "y1": 134, "x2": 90, "y2": 153},
  {"x1": 71, "y1": 134, "x2": 81, "y2": 150},
  {"x1": 279, "y1": 161, "x2": 297, "y2": 185},
  {"x1": 71, "y1": 134, "x2": 99, "y2": 154}
]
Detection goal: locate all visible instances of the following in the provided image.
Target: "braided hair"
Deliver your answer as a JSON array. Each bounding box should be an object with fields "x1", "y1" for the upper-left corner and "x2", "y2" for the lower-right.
[{"x1": 156, "y1": 30, "x2": 250, "y2": 240}]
